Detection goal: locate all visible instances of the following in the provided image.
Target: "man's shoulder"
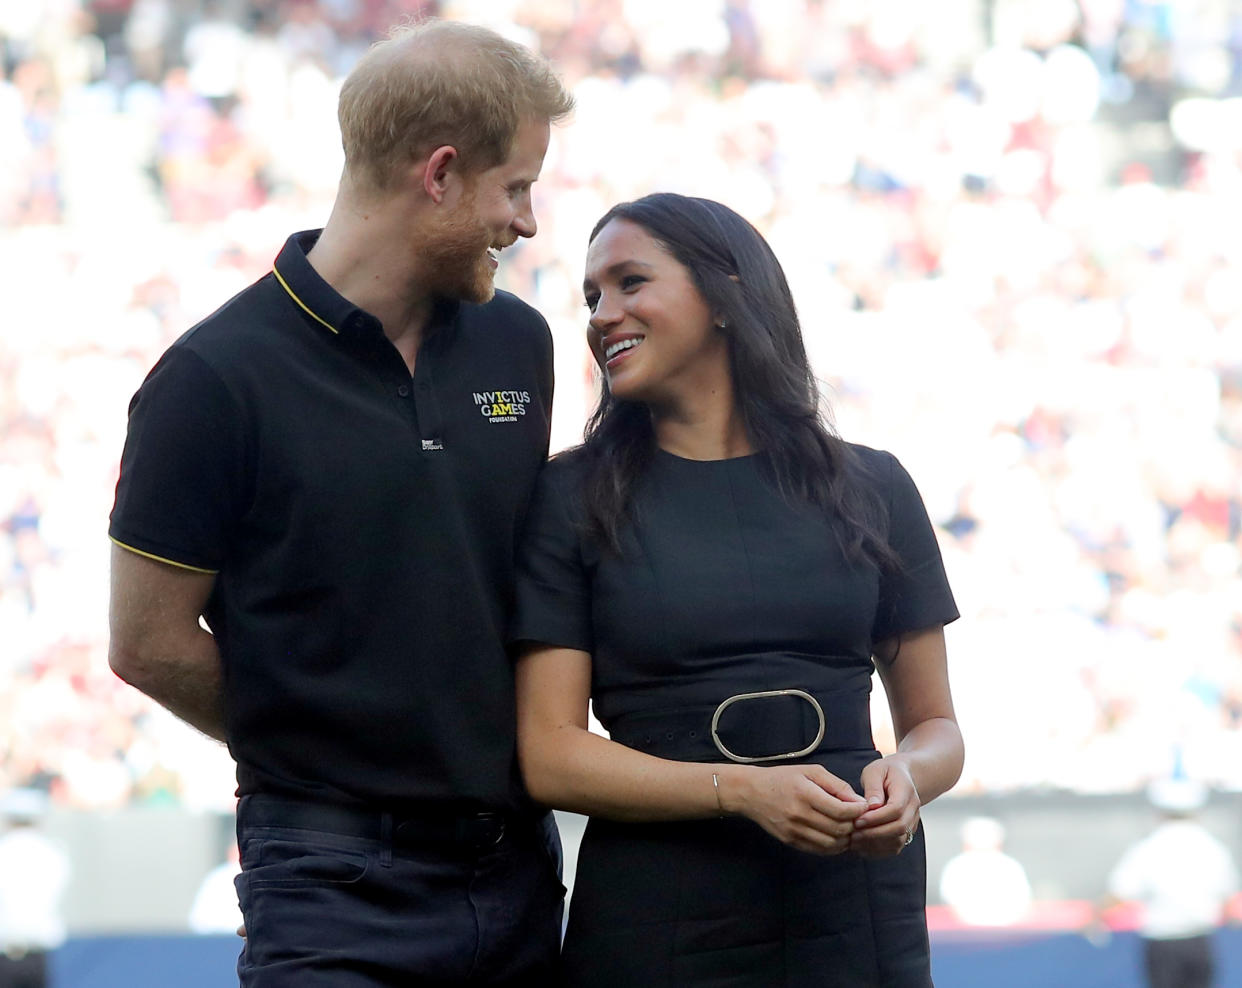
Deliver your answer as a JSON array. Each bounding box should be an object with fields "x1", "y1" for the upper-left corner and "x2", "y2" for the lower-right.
[{"x1": 171, "y1": 273, "x2": 281, "y2": 362}]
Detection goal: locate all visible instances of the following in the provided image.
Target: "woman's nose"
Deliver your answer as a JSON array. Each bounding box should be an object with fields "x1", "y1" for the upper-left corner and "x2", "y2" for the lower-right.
[{"x1": 588, "y1": 294, "x2": 622, "y2": 331}]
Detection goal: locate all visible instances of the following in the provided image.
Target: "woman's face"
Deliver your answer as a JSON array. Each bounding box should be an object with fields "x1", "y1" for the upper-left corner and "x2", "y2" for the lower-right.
[{"x1": 583, "y1": 218, "x2": 730, "y2": 408}]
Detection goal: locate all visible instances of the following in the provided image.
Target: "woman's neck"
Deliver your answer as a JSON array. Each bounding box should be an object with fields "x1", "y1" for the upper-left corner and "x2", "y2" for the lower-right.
[{"x1": 651, "y1": 399, "x2": 752, "y2": 461}]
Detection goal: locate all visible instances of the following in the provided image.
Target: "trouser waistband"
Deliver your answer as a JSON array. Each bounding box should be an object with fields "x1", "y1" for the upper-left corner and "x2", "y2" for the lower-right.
[
  {"x1": 606, "y1": 687, "x2": 872, "y2": 763},
  {"x1": 237, "y1": 793, "x2": 513, "y2": 850}
]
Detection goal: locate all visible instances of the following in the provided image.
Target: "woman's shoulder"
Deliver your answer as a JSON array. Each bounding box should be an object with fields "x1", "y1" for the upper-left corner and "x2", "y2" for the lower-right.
[
  {"x1": 533, "y1": 445, "x2": 591, "y2": 501},
  {"x1": 839, "y1": 442, "x2": 938, "y2": 535},
  {"x1": 839, "y1": 442, "x2": 932, "y2": 511},
  {"x1": 544, "y1": 444, "x2": 590, "y2": 478},
  {"x1": 840, "y1": 441, "x2": 898, "y2": 486},
  {"x1": 523, "y1": 448, "x2": 596, "y2": 542}
]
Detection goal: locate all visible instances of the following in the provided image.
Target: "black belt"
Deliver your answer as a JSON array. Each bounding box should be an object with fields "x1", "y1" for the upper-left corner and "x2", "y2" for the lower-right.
[
  {"x1": 238, "y1": 794, "x2": 510, "y2": 850},
  {"x1": 607, "y1": 687, "x2": 872, "y2": 763}
]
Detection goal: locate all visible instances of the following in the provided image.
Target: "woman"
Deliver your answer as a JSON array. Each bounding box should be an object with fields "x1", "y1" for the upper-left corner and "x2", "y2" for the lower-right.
[{"x1": 512, "y1": 193, "x2": 963, "y2": 987}]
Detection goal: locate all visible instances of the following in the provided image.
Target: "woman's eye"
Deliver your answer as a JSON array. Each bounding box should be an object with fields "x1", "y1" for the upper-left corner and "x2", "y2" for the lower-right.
[{"x1": 584, "y1": 275, "x2": 643, "y2": 311}]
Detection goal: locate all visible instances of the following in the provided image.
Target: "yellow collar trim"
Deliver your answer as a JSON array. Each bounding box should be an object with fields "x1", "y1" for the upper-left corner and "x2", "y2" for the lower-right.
[{"x1": 273, "y1": 266, "x2": 339, "y2": 335}]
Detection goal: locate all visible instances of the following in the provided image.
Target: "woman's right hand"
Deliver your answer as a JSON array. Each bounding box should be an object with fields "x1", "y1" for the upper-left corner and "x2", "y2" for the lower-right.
[{"x1": 718, "y1": 764, "x2": 868, "y2": 855}]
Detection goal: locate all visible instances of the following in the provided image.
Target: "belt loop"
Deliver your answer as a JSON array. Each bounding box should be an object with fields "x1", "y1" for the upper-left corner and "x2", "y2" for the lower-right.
[{"x1": 380, "y1": 811, "x2": 393, "y2": 868}]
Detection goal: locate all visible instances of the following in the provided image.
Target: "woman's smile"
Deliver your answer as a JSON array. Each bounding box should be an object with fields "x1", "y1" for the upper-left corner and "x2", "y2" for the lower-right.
[{"x1": 603, "y1": 334, "x2": 645, "y2": 365}]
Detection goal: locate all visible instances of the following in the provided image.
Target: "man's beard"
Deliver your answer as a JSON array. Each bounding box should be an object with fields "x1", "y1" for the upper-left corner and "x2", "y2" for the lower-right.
[{"x1": 423, "y1": 193, "x2": 495, "y2": 304}]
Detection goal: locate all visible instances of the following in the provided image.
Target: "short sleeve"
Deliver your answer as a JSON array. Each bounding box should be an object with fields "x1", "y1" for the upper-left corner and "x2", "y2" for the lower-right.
[
  {"x1": 871, "y1": 452, "x2": 959, "y2": 643},
  {"x1": 509, "y1": 460, "x2": 593, "y2": 653},
  {"x1": 109, "y1": 345, "x2": 247, "y2": 572}
]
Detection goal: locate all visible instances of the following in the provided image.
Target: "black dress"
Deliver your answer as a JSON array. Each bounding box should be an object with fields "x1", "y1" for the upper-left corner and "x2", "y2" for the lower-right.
[{"x1": 511, "y1": 444, "x2": 959, "y2": 987}]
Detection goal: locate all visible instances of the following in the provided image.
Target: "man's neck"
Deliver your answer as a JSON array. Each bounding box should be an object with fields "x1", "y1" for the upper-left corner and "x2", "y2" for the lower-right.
[{"x1": 308, "y1": 196, "x2": 435, "y2": 371}]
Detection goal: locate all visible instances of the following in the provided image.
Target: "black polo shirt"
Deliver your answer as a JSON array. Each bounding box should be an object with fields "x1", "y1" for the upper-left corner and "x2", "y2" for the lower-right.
[{"x1": 110, "y1": 230, "x2": 554, "y2": 811}]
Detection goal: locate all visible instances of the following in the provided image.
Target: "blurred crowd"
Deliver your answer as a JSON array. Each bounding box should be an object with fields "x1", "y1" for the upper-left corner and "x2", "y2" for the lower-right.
[{"x1": 2, "y1": 0, "x2": 1241, "y2": 810}]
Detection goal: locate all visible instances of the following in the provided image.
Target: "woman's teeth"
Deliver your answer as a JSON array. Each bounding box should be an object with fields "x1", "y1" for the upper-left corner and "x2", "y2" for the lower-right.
[{"x1": 605, "y1": 338, "x2": 643, "y2": 360}]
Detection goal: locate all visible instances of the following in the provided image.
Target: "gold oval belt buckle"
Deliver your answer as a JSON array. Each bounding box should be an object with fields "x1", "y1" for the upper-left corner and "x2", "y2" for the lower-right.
[{"x1": 710, "y1": 689, "x2": 826, "y2": 764}]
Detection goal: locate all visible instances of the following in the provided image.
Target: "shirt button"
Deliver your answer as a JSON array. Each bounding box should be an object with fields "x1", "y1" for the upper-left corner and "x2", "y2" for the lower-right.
[{"x1": 397, "y1": 385, "x2": 410, "y2": 397}]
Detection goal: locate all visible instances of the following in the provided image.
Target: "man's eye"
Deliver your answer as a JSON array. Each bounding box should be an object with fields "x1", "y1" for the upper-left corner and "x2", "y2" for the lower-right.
[{"x1": 621, "y1": 275, "x2": 645, "y2": 289}]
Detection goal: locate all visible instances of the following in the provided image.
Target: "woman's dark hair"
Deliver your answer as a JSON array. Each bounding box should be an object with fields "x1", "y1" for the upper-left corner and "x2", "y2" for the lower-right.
[{"x1": 580, "y1": 192, "x2": 898, "y2": 572}]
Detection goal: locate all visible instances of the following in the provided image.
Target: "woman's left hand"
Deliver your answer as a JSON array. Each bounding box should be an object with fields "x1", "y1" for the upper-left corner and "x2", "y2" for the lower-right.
[{"x1": 849, "y1": 755, "x2": 921, "y2": 858}]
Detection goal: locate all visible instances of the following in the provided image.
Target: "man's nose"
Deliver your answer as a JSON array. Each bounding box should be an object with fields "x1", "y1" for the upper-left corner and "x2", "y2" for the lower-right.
[{"x1": 514, "y1": 201, "x2": 537, "y2": 238}]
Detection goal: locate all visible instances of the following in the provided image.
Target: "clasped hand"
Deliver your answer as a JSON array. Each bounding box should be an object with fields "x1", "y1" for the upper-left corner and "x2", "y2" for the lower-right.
[{"x1": 729, "y1": 755, "x2": 920, "y2": 858}]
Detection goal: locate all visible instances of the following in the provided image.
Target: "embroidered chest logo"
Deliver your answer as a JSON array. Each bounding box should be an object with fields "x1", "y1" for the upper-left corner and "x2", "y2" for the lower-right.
[{"x1": 472, "y1": 389, "x2": 531, "y2": 423}]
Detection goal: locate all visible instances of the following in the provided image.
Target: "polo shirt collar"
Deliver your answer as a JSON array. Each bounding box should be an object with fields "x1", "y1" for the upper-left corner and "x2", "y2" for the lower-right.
[
  {"x1": 272, "y1": 229, "x2": 374, "y2": 337},
  {"x1": 271, "y1": 229, "x2": 462, "y2": 342}
]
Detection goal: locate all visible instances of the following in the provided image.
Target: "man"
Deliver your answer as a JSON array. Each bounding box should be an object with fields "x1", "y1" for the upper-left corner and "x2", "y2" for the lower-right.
[
  {"x1": 187, "y1": 839, "x2": 242, "y2": 935},
  {"x1": 1102, "y1": 777, "x2": 1239, "y2": 988},
  {"x1": 0, "y1": 789, "x2": 70, "y2": 988},
  {"x1": 938, "y1": 815, "x2": 1032, "y2": 927},
  {"x1": 108, "y1": 19, "x2": 574, "y2": 986}
]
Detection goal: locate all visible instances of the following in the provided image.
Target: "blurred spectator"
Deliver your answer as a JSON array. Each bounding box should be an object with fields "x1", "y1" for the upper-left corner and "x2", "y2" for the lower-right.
[
  {"x1": 939, "y1": 815, "x2": 1033, "y2": 926},
  {"x1": 0, "y1": 789, "x2": 71, "y2": 988},
  {"x1": 187, "y1": 840, "x2": 242, "y2": 935},
  {"x1": 1101, "y1": 777, "x2": 1240, "y2": 988}
]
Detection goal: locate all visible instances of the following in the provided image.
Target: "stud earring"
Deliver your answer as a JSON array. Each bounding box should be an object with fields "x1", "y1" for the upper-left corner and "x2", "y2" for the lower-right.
[{"x1": 716, "y1": 319, "x2": 727, "y2": 329}]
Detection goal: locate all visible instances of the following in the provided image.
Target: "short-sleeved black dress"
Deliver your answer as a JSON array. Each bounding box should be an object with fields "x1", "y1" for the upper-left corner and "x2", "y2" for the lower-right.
[{"x1": 511, "y1": 444, "x2": 958, "y2": 987}]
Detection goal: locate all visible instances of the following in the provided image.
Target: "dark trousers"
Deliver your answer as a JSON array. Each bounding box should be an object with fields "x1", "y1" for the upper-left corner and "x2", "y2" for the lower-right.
[
  {"x1": 0, "y1": 952, "x2": 47, "y2": 988},
  {"x1": 1144, "y1": 934, "x2": 1215, "y2": 988},
  {"x1": 235, "y1": 795, "x2": 565, "y2": 987}
]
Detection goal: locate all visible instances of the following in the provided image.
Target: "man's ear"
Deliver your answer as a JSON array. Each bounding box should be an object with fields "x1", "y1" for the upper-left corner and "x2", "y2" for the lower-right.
[{"x1": 422, "y1": 145, "x2": 460, "y2": 203}]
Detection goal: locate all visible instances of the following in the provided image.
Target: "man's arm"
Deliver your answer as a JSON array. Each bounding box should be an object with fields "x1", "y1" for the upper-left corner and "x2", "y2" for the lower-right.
[{"x1": 108, "y1": 543, "x2": 226, "y2": 741}]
